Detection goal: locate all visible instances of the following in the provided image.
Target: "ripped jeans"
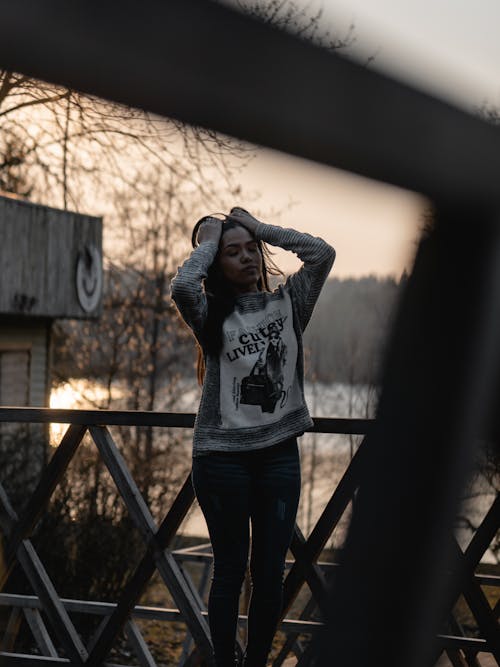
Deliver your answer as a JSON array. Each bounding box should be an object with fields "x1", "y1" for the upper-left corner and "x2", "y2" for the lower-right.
[{"x1": 192, "y1": 438, "x2": 301, "y2": 667}]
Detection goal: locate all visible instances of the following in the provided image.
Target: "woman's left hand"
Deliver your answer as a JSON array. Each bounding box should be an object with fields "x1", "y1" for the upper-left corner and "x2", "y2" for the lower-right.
[{"x1": 229, "y1": 207, "x2": 262, "y2": 233}]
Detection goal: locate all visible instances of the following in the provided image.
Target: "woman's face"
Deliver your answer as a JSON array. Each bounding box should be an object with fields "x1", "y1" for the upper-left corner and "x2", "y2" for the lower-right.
[{"x1": 218, "y1": 225, "x2": 263, "y2": 294}]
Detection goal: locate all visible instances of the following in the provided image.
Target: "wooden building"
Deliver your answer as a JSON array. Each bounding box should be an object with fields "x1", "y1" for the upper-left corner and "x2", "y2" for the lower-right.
[
  {"x1": 0, "y1": 193, "x2": 102, "y2": 406},
  {"x1": 0, "y1": 193, "x2": 102, "y2": 502}
]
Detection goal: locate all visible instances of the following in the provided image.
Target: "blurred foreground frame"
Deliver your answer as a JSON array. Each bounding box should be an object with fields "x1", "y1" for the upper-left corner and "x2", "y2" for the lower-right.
[{"x1": 0, "y1": 1, "x2": 499, "y2": 666}]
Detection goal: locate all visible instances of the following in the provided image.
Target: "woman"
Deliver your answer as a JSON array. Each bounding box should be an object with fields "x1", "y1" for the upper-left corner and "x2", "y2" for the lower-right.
[{"x1": 171, "y1": 207, "x2": 335, "y2": 667}]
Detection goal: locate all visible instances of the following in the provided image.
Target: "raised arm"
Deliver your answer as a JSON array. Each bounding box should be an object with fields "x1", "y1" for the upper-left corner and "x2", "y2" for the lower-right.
[
  {"x1": 170, "y1": 218, "x2": 222, "y2": 340},
  {"x1": 229, "y1": 208, "x2": 335, "y2": 330}
]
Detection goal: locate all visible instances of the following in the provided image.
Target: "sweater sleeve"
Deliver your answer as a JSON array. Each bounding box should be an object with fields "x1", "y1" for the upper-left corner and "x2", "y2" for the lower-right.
[
  {"x1": 170, "y1": 240, "x2": 219, "y2": 340},
  {"x1": 255, "y1": 223, "x2": 335, "y2": 331}
]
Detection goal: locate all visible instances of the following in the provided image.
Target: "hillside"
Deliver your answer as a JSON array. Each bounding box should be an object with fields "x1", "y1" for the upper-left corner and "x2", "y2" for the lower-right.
[{"x1": 303, "y1": 275, "x2": 404, "y2": 384}]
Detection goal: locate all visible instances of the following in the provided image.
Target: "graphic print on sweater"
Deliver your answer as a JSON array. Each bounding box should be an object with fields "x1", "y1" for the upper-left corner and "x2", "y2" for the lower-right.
[{"x1": 219, "y1": 291, "x2": 302, "y2": 429}]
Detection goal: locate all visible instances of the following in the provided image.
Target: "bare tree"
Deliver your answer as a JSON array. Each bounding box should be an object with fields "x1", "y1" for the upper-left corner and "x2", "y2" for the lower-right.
[
  {"x1": 0, "y1": 68, "x2": 248, "y2": 213},
  {"x1": 232, "y1": 0, "x2": 355, "y2": 52}
]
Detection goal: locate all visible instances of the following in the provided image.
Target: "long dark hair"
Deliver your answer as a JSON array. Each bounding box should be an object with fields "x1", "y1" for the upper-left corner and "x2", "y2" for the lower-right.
[{"x1": 192, "y1": 213, "x2": 283, "y2": 384}]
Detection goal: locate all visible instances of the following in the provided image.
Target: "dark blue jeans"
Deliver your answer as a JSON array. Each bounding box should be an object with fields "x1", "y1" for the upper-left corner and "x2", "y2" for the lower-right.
[{"x1": 192, "y1": 438, "x2": 301, "y2": 667}]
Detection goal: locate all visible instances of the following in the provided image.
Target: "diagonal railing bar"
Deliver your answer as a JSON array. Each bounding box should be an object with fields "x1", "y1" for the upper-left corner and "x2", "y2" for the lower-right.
[
  {"x1": 85, "y1": 474, "x2": 194, "y2": 660},
  {"x1": 23, "y1": 607, "x2": 58, "y2": 658},
  {"x1": 441, "y1": 632, "x2": 469, "y2": 667},
  {"x1": 430, "y1": 496, "x2": 500, "y2": 667},
  {"x1": 299, "y1": 440, "x2": 367, "y2": 562},
  {"x1": 0, "y1": 483, "x2": 87, "y2": 664},
  {"x1": 182, "y1": 646, "x2": 204, "y2": 667},
  {"x1": 446, "y1": 653, "x2": 467, "y2": 667},
  {"x1": 89, "y1": 426, "x2": 158, "y2": 542},
  {"x1": 288, "y1": 526, "x2": 330, "y2": 618},
  {"x1": 86, "y1": 474, "x2": 205, "y2": 666},
  {"x1": 89, "y1": 425, "x2": 213, "y2": 661},
  {"x1": 272, "y1": 595, "x2": 318, "y2": 666},
  {"x1": 426, "y1": 500, "x2": 500, "y2": 667},
  {"x1": 443, "y1": 648, "x2": 468, "y2": 667},
  {"x1": 450, "y1": 538, "x2": 500, "y2": 664},
  {"x1": 0, "y1": 482, "x2": 15, "y2": 534},
  {"x1": 459, "y1": 494, "x2": 500, "y2": 665},
  {"x1": 178, "y1": 558, "x2": 213, "y2": 665},
  {"x1": 463, "y1": 634, "x2": 486, "y2": 667},
  {"x1": 153, "y1": 475, "x2": 195, "y2": 547},
  {"x1": 294, "y1": 634, "x2": 316, "y2": 667},
  {"x1": 442, "y1": 617, "x2": 470, "y2": 667},
  {"x1": 88, "y1": 426, "x2": 213, "y2": 661},
  {"x1": 463, "y1": 494, "x2": 500, "y2": 569},
  {"x1": 461, "y1": 649, "x2": 481, "y2": 667},
  {"x1": 281, "y1": 441, "x2": 365, "y2": 616},
  {"x1": 5, "y1": 425, "x2": 87, "y2": 574},
  {"x1": 448, "y1": 494, "x2": 500, "y2": 644},
  {"x1": 1, "y1": 607, "x2": 22, "y2": 652},
  {"x1": 153, "y1": 550, "x2": 214, "y2": 664},
  {"x1": 124, "y1": 620, "x2": 156, "y2": 667},
  {"x1": 274, "y1": 564, "x2": 340, "y2": 667},
  {"x1": 276, "y1": 635, "x2": 305, "y2": 666},
  {"x1": 14, "y1": 541, "x2": 87, "y2": 664}
]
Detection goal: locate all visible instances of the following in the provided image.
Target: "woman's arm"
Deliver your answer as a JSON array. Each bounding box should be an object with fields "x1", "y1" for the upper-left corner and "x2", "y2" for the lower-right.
[
  {"x1": 170, "y1": 219, "x2": 222, "y2": 339},
  {"x1": 230, "y1": 208, "x2": 335, "y2": 330},
  {"x1": 259, "y1": 223, "x2": 335, "y2": 331}
]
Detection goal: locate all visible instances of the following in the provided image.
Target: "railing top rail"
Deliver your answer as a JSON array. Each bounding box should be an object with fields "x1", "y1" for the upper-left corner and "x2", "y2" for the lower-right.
[{"x1": 0, "y1": 407, "x2": 374, "y2": 434}]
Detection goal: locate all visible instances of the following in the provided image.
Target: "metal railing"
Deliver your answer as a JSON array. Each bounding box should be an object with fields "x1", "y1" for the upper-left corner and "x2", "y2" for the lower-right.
[{"x1": 0, "y1": 407, "x2": 497, "y2": 667}]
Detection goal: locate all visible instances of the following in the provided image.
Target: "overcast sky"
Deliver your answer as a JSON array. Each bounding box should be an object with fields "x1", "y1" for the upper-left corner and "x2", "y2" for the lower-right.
[{"x1": 222, "y1": 0, "x2": 500, "y2": 277}]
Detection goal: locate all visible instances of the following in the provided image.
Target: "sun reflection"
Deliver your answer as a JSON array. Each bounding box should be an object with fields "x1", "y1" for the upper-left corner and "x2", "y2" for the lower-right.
[
  {"x1": 49, "y1": 382, "x2": 81, "y2": 447},
  {"x1": 49, "y1": 380, "x2": 122, "y2": 447}
]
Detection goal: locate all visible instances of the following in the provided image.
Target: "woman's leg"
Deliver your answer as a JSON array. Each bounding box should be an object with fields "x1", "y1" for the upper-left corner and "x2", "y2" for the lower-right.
[
  {"x1": 192, "y1": 453, "x2": 252, "y2": 667},
  {"x1": 245, "y1": 439, "x2": 301, "y2": 667}
]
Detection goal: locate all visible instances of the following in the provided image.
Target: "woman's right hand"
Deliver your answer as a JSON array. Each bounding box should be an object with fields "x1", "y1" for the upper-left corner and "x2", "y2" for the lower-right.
[
  {"x1": 197, "y1": 217, "x2": 223, "y2": 245},
  {"x1": 229, "y1": 207, "x2": 261, "y2": 234}
]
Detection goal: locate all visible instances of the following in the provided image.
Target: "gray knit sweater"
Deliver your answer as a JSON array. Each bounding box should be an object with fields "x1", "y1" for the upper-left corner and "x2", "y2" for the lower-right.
[{"x1": 171, "y1": 222, "x2": 335, "y2": 457}]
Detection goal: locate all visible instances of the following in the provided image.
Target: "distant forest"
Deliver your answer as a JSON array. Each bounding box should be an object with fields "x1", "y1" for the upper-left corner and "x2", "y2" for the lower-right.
[{"x1": 303, "y1": 274, "x2": 404, "y2": 385}]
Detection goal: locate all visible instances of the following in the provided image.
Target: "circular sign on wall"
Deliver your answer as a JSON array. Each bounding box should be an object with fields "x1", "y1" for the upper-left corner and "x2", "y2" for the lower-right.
[{"x1": 76, "y1": 244, "x2": 102, "y2": 313}]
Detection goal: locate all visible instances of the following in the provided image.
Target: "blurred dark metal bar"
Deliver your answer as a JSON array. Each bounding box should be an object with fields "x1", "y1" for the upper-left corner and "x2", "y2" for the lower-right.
[
  {"x1": 0, "y1": 0, "x2": 500, "y2": 204},
  {"x1": 316, "y1": 205, "x2": 500, "y2": 667}
]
